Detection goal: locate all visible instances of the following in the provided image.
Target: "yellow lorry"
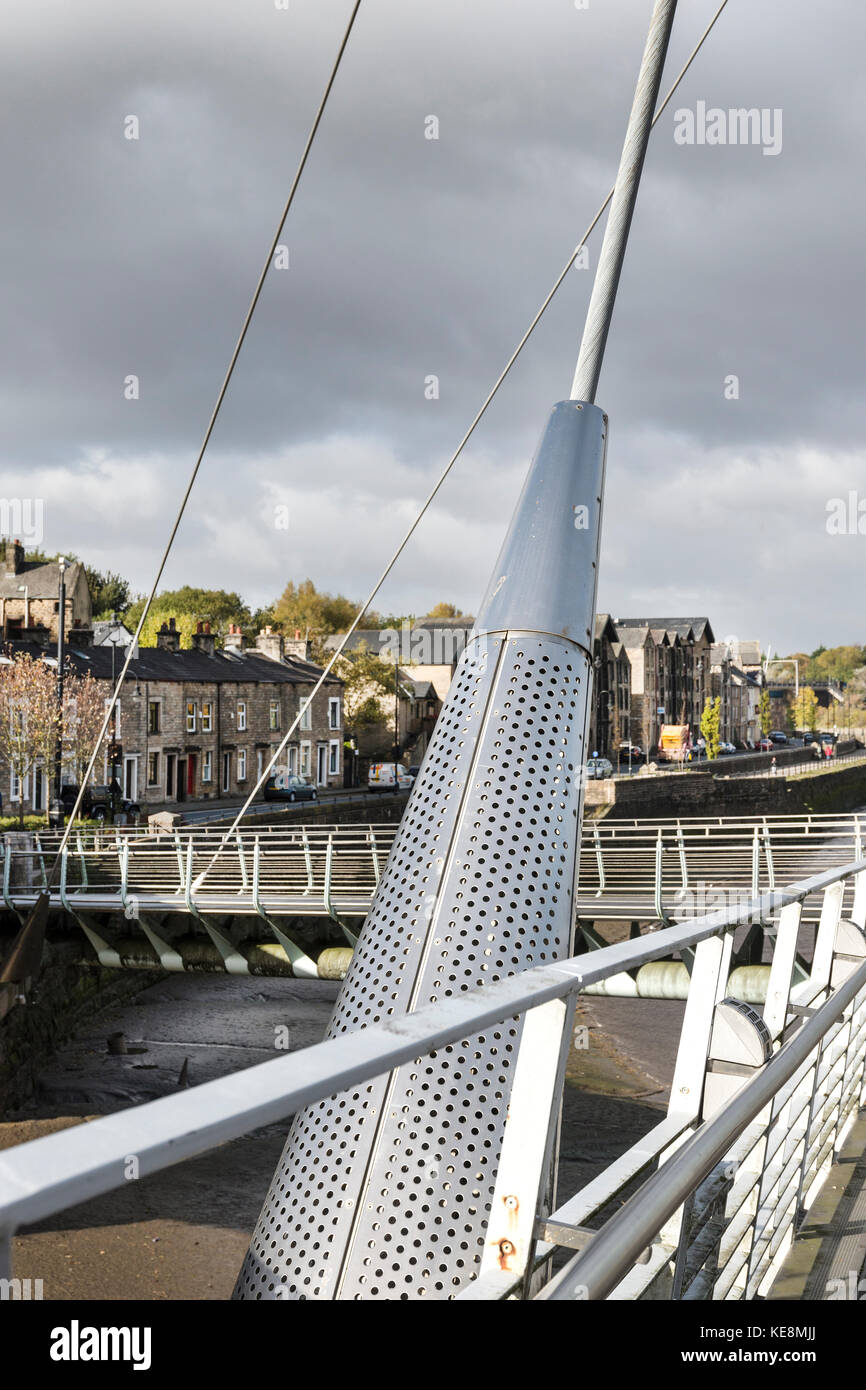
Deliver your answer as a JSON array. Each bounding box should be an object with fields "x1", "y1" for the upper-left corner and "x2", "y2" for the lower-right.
[{"x1": 657, "y1": 724, "x2": 691, "y2": 762}]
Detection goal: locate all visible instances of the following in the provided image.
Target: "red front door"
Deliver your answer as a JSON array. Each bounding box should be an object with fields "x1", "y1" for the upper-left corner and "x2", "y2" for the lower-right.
[{"x1": 187, "y1": 754, "x2": 197, "y2": 796}]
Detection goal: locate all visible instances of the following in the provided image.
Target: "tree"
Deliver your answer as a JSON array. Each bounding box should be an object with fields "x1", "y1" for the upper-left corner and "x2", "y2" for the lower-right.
[
  {"x1": 272, "y1": 579, "x2": 359, "y2": 640},
  {"x1": 790, "y1": 686, "x2": 819, "y2": 733},
  {"x1": 87, "y1": 569, "x2": 131, "y2": 618},
  {"x1": 426, "y1": 602, "x2": 460, "y2": 620},
  {"x1": 700, "y1": 696, "x2": 721, "y2": 761},
  {"x1": 759, "y1": 688, "x2": 772, "y2": 737},
  {"x1": 125, "y1": 587, "x2": 252, "y2": 647},
  {"x1": 63, "y1": 671, "x2": 111, "y2": 787},
  {"x1": 332, "y1": 643, "x2": 398, "y2": 735},
  {"x1": 0, "y1": 653, "x2": 60, "y2": 824}
]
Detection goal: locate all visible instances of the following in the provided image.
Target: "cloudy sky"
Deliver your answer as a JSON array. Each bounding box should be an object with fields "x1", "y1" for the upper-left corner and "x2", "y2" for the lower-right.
[{"x1": 2, "y1": 0, "x2": 863, "y2": 652}]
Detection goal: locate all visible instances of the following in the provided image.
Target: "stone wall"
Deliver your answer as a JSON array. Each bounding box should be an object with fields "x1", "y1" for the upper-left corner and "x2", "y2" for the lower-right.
[{"x1": 586, "y1": 760, "x2": 866, "y2": 820}]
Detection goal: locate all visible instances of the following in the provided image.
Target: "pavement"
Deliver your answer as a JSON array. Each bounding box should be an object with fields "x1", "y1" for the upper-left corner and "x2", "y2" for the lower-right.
[{"x1": 141, "y1": 785, "x2": 403, "y2": 825}]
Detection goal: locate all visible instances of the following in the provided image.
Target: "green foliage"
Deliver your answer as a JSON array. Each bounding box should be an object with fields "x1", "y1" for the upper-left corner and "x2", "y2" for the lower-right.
[
  {"x1": 781, "y1": 645, "x2": 866, "y2": 686},
  {"x1": 758, "y1": 688, "x2": 772, "y2": 736},
  {"x1": 272, "y1": 579, "x2": 359, "y2": 640},
  {"x1": 700, "y1": 696, "x2": 721, "y2": 760},
  {"x1": 334, "y1": 643, "x2": 398, "y2": 733},
  {"x1": 426, "y1": 601, "x2": 460, "y2": 619},
  {"x1": 0, "y1": 815, "x2": 102, "y2": 831},
  {"x1": 87, "y1": 569, "x2": 131, "y2": 618},
  {"x1": 791, "y1": 686, "x2": 820, "y2": 732},
  {"x1": 24, "y1": 547, "x2": 81, "y2": 565},
  {"x1": 126, "y1": 587, "x2": 252, "y2": 647}
]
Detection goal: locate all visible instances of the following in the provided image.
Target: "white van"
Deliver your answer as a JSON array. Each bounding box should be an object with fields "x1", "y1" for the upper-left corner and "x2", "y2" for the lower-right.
[{"x1": 368, "y1": 762, "x2": 414, "y2": 791}]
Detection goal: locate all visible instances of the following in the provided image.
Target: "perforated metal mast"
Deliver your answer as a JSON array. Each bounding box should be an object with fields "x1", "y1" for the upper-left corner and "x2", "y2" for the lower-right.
[{"x1": 235, "y1": 0, "x2": 678, "y2": 1301}]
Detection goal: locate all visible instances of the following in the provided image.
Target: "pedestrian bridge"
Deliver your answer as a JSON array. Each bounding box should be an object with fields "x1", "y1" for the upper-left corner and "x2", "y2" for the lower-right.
[
  {"x1": 2, "y1": 814, "x2": 863, "y2": 984},
  {"x1": 2, "y1": 842, "x2": 864, "y2": 1301}
]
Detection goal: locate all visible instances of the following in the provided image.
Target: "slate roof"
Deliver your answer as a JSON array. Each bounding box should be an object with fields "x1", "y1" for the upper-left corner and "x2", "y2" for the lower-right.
[
  {"x1": 2, "y1": 640, "x2": 341, "y2": 687},
  {"x1": 615, "y1": 616, "x2": 715, "y2": 643},
  {"x1": 0, "y1": 558, "x2": 86, "y2": 599}
]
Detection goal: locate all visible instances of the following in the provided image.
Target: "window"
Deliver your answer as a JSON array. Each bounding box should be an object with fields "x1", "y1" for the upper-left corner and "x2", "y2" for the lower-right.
[
  {"x1": 148, "y1": 701, "x2": 160, "y2": 734},
  {"x1": 202, "y1": 701, "x2": 213, "y2": 733},
  {"x1": 202, "y1": 750, "x2": 212, "y2": 783},
  {"x1": 328, "y1": 697, "x2": 340, "y2": 730},
  {"x1": 269, "y1": 699, "x2": 281, "y2": 731},
  {"x1": 10, "y1": 770, "x2": 28, "y2": 802},
  {"x1": 186, "y1": 700, "x2": 197, "y2": 733},
  {"x1": 300, "y1": 741, "x2": 311, "y2": 777},
  {"x1": 147, "y1": 752, "x2": 160, "y2": 786},
  {"x1": 238, "y1": 749, "x2": 247, "y2": 781},
  {"x1": 299, "y1": 697, "x2": 312, "y2": 730},
  {"x1": 328, "y1": 740, "x2": 339, "y2": 775},
  {"x1": 256, "y1": 750, "x2": 263, "y2": 782},
  {"x1": 237, "y1": 700, "x2": 247, "y2": 732}
]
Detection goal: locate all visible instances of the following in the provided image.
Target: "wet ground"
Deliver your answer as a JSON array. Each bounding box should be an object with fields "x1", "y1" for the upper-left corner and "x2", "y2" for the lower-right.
[{"x1": 0, "y1": 972, "x2": 684, "y2": 1300}]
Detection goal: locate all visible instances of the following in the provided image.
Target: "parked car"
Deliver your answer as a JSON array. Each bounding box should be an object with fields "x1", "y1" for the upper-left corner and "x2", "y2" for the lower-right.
[
  {"x1": 368, "y1": 762, "x2": 414, "y2": 791},
  {"x1": 263, "y1": 772, "x2": 317, "y2": 803},
  {"x1": 719, "y1": 741, "x2": 737, "y2": 755},
  {"x1": 617, "y1": 743, "x2": 643, "y2": 764},
  {"x1": 60, "y1": 781, "x2": 141, "y2": 823},
  {"x1": 586, "y1": 756, "x2": 614, "y2": 780},
  {"x1": 758, "y1": 737, "x2": 774, "y2": 752},
  {"x1": 769, "y1": 731, "x2": 789, "y2": 745},
  {"x1": 407, "y1": 765, "x2": 422, "y2": 782}
]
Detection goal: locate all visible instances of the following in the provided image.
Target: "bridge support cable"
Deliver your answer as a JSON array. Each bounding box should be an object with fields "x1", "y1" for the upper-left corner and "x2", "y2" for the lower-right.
[
  {"x1": 235, "y1": 0, "x2": 681, "y2": 1301},
  {"x1": 189, "y1": 0, "x2": 730, "y2": 889},
  {"x1": 45, "y1": 0, "x2": 364, "y2": 863}
]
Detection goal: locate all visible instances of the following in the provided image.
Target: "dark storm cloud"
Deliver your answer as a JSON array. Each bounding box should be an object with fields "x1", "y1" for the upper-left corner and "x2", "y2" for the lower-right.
[{"x1": 1, "y1": 0, "x2": 864, "y2": 648}]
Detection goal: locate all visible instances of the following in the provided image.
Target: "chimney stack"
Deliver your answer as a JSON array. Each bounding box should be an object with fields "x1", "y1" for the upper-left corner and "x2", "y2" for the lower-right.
[
  {"x1": 224, "y1": 622, "x2": 246, "y2": 654},
  {"x1": 191, "y1": 619, "x2": 216, "y2": 656},
  {"x1": 284, "y1": 627, "x2": 312, "y2": 662},
  {"x1": 156, "y1": 617, "x2": 181, "y2": 653},
  {"x1": 4, "y1": 539, "x2": 24, "y2": 575},
  {"x1": 255, "y1": 625, "x2": 285, "y2": 662}
]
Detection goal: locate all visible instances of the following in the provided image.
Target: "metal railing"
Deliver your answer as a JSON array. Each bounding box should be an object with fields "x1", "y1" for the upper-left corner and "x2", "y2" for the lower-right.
[{"x1": 1, "y1": 853, "x2": 864, "y2": 1299}]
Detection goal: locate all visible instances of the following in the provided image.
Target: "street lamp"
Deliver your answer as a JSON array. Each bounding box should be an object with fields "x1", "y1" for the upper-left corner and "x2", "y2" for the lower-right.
[
  {"x1": 17, "y1": 584, "x2": 29, "y2": 630},
  {"x1": 48, "y1": 557, "x2": 67, "y2": 829},
  {"x1": 393, "y1": 650, "x2": 400, "y2": 772}
]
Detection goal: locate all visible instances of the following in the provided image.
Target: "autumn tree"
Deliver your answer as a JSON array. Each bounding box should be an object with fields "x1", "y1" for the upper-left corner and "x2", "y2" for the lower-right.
[
  {"x1": 272, "y1": 580, "x2": 360, "y2": 641},
  {"x1": 425, "y1": 602, "x2": 460, "y2": 620},
  {"x1": 759, "y1": 688, "x2": 772, "y2": 737},
  {"x1": 790, "y1": 686, "x2": 819, "y2": 733},
  {"x1": 63, "y1": 671, "x2": 112, "y2": 787},
  {"x1": 0, "y1": 653, "x2": 61, "y2": 824},
  {"x1": 700, "y1": 696, "x2": 722, "y2": 761}
]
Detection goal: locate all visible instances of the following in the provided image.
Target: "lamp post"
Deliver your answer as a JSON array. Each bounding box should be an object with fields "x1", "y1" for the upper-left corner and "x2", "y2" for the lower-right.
[
  {"x1": 393, "y1": 651, "x2": 400, "y2": 772},
  {"x1": 17, "y1": 584, "x2": 29, "y2": 630},
  {"x1": 48, "y1": 557, "x2": 66, "y2": 829},
  {"x1": 109, "y1": 612, "x2": 122, "y2": 806}
]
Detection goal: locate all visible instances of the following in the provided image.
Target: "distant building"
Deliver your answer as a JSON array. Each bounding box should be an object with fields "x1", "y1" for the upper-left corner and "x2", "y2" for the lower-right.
[
  {"x1": 0, "y1": 540, "x2": 91, "y2": 643},
  {"x1": 615, "y1": 617, "x2": 715, "y2": 752},
  {"x1": 588, "y1": 615, "x2": 630, "y2": 756},
  {"x1": 2, "y1": 620, "x2": 343, "y2": 813}
]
